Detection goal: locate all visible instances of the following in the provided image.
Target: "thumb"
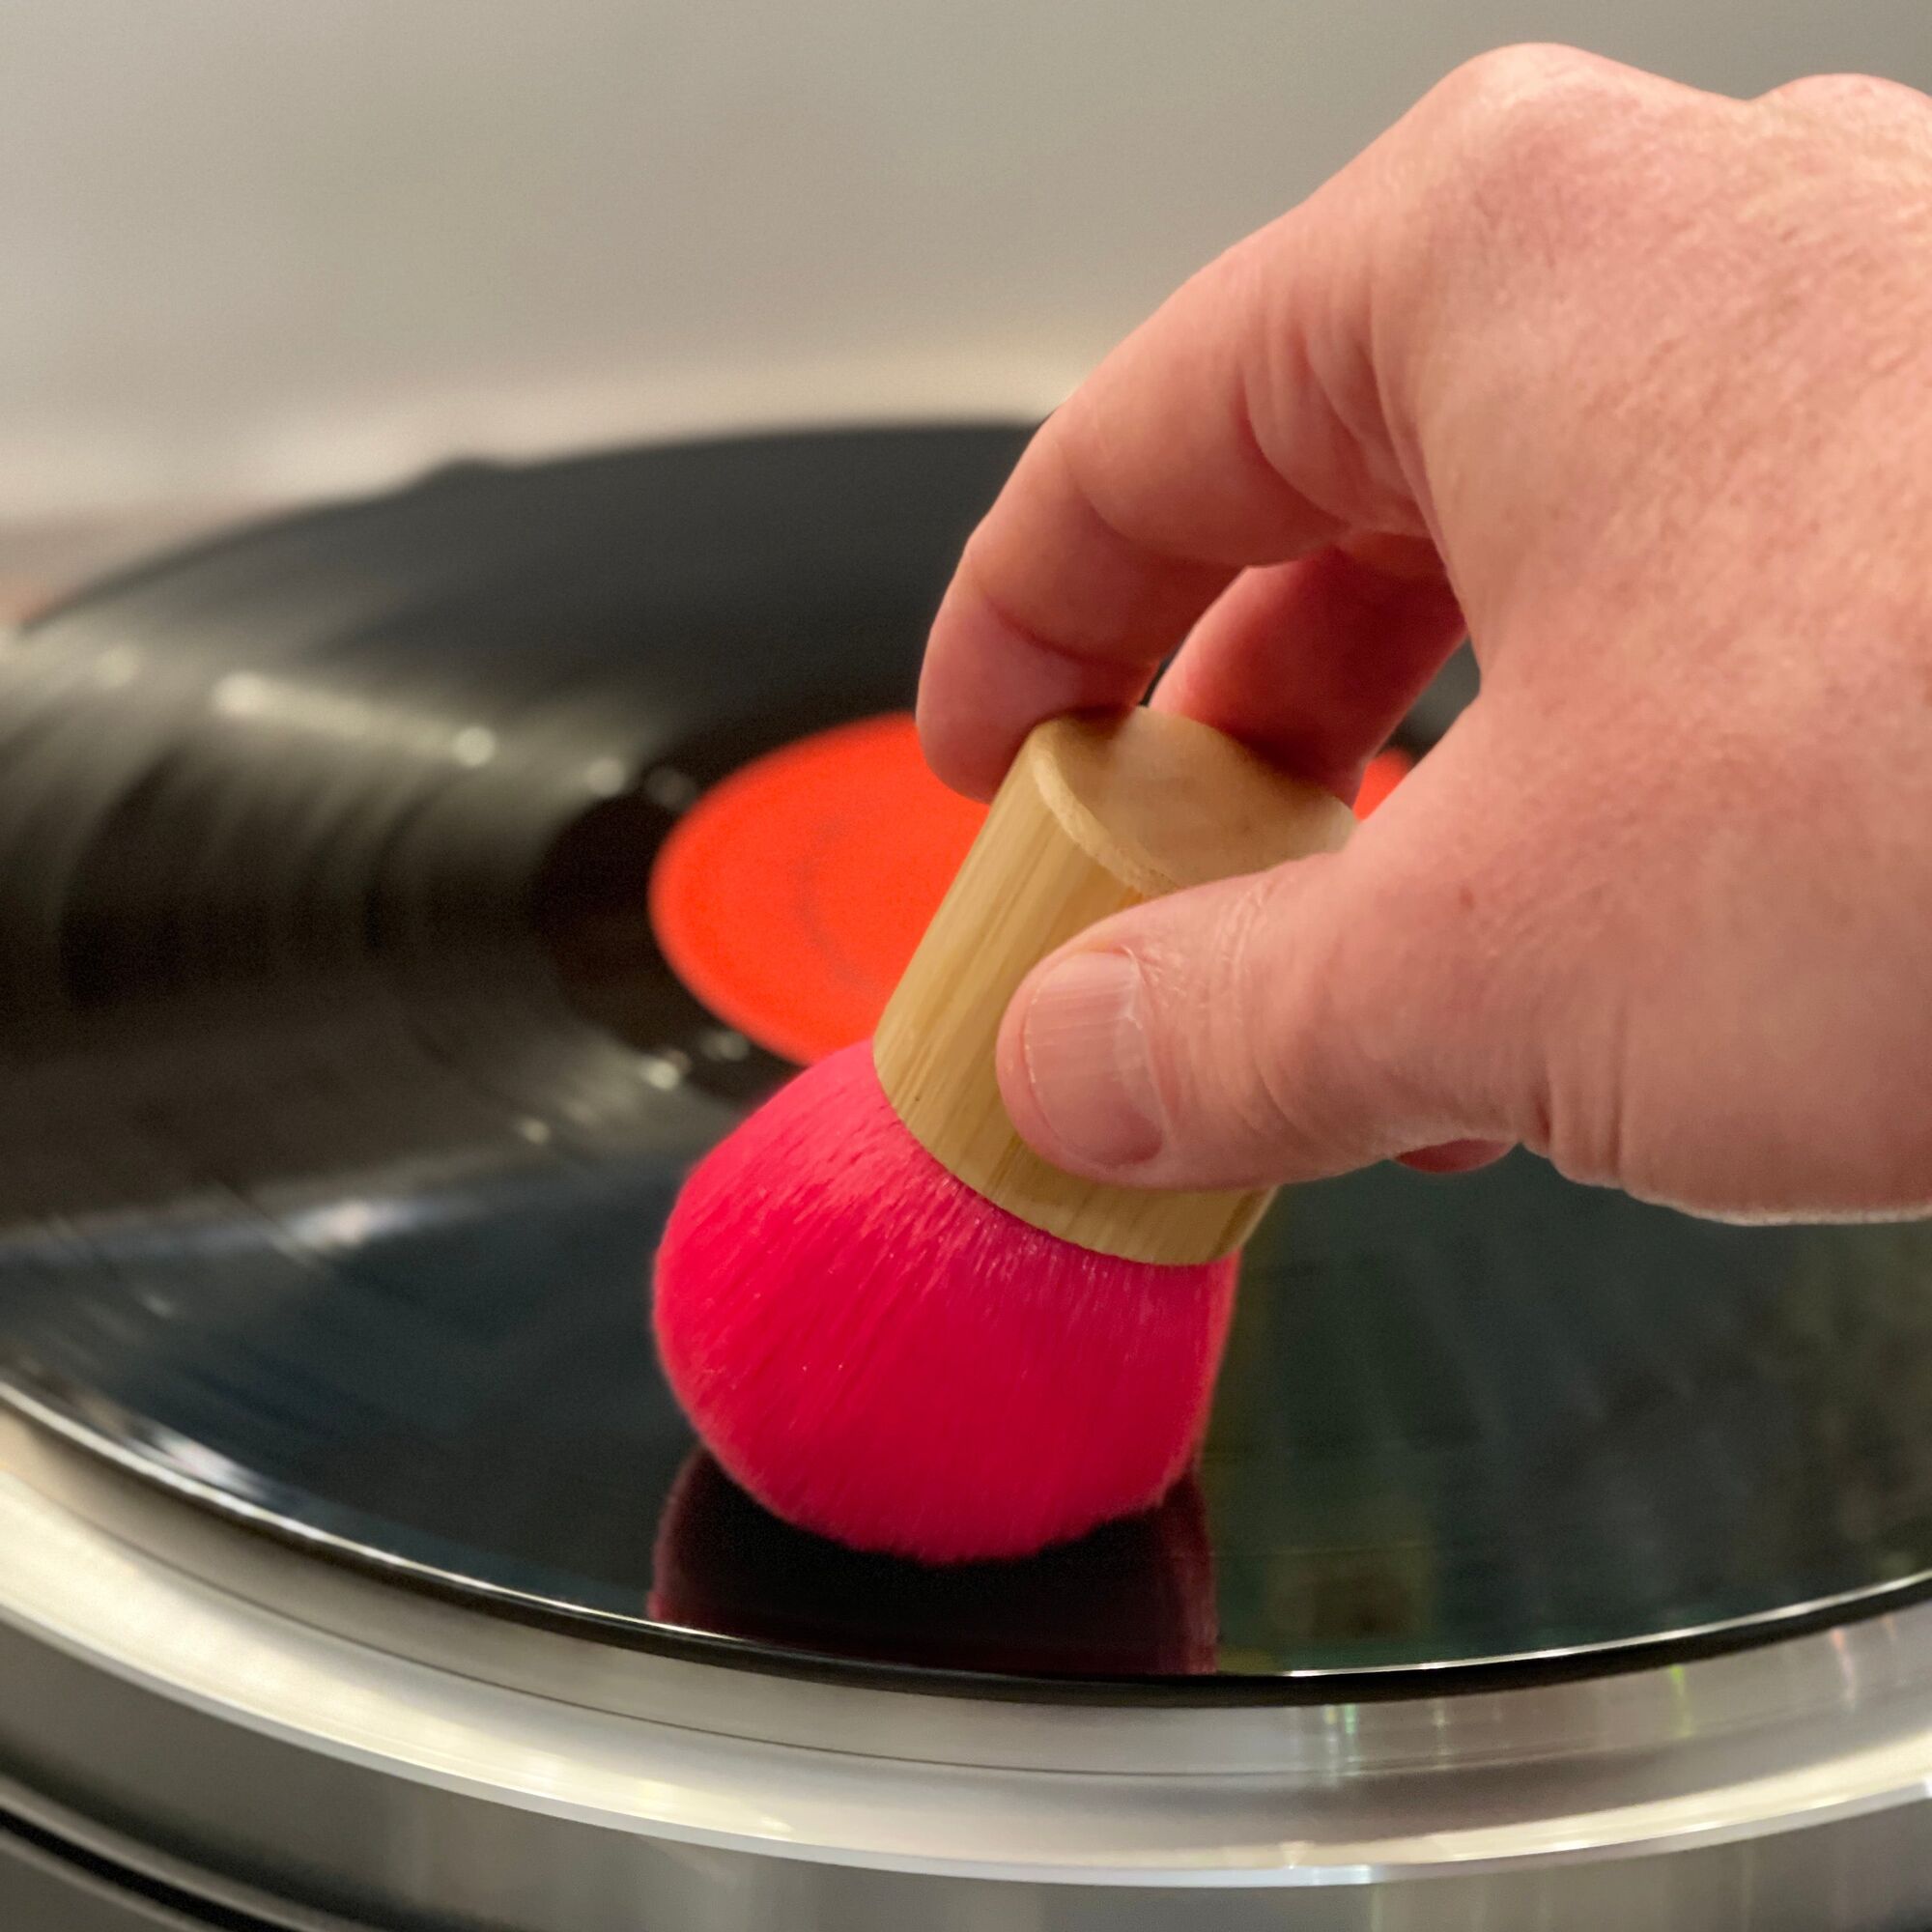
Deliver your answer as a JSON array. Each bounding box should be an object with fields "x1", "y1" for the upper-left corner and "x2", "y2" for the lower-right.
[{"x1": 994, "y1": 750, "x2": 1535, "y2": 1191}]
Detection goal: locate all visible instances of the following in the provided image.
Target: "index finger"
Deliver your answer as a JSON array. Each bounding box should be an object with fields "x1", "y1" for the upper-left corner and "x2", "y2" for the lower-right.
[{"x1": 916, "y1": 146, "x2": 1425, "y2": 800}]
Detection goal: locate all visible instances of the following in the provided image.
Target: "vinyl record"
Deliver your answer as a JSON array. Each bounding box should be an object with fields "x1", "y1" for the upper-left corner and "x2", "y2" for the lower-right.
[{"x1": 3, "y1": 424, "x2": 1930, "y2": 1695}]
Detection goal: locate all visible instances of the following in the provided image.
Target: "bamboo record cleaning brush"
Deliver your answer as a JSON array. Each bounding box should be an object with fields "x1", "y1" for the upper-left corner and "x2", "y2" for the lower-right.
[{"x1": 652, "y1": 708, "x2": 1354, "y2": 1562}]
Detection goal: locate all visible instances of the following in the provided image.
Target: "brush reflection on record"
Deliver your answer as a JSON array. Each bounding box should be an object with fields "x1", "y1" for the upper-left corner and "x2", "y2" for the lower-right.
[{"x1": 649, "y1": 1449, "x2": 1219, "y2": 1676}]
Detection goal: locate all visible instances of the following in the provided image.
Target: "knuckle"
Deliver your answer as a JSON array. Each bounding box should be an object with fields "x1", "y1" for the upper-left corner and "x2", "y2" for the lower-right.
[
  {"x1": 1420, "y1": 44, "x2": 1662, "y2": 242},
  {"x1": 1430, "y1": 43, "x2": 1630, "y2": 150},
  {"x1": 1217, "y1": 872, "x2": 1307, "y2": 1146},
  {"x1": 1225, "y1": 867, "x2": 1351, "y2": 1164},
  {"x1": 1766, "y1": 71, "x2": 1918, "y2": 111},
  {"x1": 1140, "y1": 871, "x2": 1304, "y2": 1168},
  {"x1": 1532, "y1": 1006, "x2": 1633, "y2": 1188}
]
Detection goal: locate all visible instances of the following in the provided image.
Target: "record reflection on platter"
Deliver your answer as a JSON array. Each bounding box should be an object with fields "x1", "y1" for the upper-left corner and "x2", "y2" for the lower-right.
[{"x1": 2, "y1": 424, "x2": 1932, "y2": 1693}]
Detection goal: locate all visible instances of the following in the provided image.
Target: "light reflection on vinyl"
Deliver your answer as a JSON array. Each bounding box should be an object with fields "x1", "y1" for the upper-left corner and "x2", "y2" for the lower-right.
[{"x1": 3, "y1": 424, "x2": 1932, "y2": 1693}]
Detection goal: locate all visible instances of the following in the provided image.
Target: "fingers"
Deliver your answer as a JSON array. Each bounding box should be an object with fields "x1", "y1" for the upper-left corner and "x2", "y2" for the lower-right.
[
  {"x1": 917, "y1": 147, "x2": 1424, "y2": 800},
  {"x1": 1151, "y1": 544, "x2": 1465, "y2": 800},
  {"x1": 995, "y1": 731, "x2": 1543, "y2": 1189},
  {"x1": 917, "y1": 43, "x2": 1678, "y2": 801}
]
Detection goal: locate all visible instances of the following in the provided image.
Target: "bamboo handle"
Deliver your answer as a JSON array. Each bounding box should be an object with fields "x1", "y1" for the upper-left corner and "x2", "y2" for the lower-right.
[{"x1": 872, "y1": 709, "x2": 1355, "y2": 1264}]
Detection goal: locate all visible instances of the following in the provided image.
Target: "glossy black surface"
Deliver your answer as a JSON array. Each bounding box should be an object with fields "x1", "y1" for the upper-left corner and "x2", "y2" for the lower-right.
[{"x1": 3, "y1": 424, "x2": 1931, "y2": 1690}]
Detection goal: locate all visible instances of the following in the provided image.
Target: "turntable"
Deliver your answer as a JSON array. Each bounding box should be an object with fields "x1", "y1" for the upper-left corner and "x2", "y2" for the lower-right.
[{"x1": 3, "y1": 424, "x2": 1931, "y2": 1929}]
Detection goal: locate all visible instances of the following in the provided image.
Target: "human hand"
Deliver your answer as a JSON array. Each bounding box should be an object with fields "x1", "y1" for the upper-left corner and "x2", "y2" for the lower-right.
[{"x1": 918, "y1": 46, "x2": 1932, "y2": 1220}]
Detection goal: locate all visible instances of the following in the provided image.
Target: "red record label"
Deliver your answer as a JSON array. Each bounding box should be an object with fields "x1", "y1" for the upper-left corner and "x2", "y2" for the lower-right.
[
  {"x1": 649, "y1": 713, "x2": 986, "y2": 1064},
  {"x1": 651, "y1": 714, "x2": 1412, "y2": 1065}
]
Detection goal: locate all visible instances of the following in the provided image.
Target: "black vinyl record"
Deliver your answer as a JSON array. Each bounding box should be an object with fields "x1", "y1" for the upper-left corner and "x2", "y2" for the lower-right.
[{"x1": 3, "y1": 424, "x2": 1930, "y2": 1696}]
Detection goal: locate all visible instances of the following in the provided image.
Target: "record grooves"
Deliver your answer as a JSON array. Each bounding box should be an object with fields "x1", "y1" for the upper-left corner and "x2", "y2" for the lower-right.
[{"x1": 4, "y1": 424, "x2": 1932, "y2": 1696}]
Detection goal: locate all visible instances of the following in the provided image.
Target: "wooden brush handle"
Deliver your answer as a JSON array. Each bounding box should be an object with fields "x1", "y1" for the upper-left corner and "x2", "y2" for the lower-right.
[{"x1": 873, "y1": 709, "x2": 1355, "y2": 1264}]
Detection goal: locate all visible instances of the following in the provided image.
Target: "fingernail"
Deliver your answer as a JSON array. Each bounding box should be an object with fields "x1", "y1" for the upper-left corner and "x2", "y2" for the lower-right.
[{"x1": 1019, "y1": 952, "x2": 1165, "y2": 1168}]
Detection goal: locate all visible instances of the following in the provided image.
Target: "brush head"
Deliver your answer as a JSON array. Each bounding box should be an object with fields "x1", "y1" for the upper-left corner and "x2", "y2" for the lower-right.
[{"x1": 653, "y1": 1040, "x2": 1239, "y2": 1563}]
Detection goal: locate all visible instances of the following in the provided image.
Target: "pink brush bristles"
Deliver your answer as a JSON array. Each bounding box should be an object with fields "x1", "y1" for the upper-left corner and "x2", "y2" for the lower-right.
[{"x1": 652, "y1": 1039, "x2": 1238, "y2": 1563}]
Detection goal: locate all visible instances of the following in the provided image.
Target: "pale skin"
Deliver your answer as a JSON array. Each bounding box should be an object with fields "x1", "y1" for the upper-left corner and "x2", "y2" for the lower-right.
[{"x1": 916, "y1": 45, "x2": 1932, "y2": 1223}]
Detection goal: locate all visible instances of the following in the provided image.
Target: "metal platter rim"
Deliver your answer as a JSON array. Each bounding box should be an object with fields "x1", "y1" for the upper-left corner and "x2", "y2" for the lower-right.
[
  {"x1": 8, "y1": 1409, "x2": 1932, "y2": 1901},
  {"x1": 12, "y1": 1375, "x2": 1932, "y2": 1713}
]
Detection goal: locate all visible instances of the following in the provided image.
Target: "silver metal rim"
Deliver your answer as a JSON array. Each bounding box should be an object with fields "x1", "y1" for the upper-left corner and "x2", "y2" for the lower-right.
[
  {"x1": 6, "y1": 1400, "x2": 1932, "y2": 1898},
  {"x1": 1, "y1": 1785, "x2": 367, "y2": 1931}
]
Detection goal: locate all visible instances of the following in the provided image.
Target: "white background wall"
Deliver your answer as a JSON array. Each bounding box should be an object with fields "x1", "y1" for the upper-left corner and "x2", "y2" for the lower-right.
[{"x1": 5, "y1": 1, "x2": 1929, "y2": 520}]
